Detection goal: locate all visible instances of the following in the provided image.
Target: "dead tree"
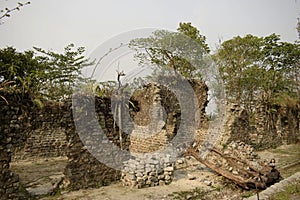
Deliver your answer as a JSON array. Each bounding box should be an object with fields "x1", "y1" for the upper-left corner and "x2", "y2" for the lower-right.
[
  {"x1": 117, "y1": 70, "x2": 126, "y2": 89},
  {"x1": 114, "y1": 70, "x2": 126, "y2": 150},
  {"x1": 184, "y1": 147, "x2": 281, "y2": 190}
]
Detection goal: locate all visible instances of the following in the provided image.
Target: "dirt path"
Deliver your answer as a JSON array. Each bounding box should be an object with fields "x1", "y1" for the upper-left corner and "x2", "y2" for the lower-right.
[{"x1": 50, "y1": 177, "x2": 210, "y2": 200}]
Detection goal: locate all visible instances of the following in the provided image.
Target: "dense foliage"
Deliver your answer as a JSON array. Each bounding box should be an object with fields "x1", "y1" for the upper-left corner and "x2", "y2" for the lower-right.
[
  {"x1": 1, "y1": 21, "x2": 299, "y2": 116},
  {"x1": 0, "y1": 44, "x2": 92, "y2": 104},
  {"x1": 129, "y1": 22, "x2": 210, "y2": 78},
  {"x1": 214, "y1": 33, "x2": 300, "y2": 114}
]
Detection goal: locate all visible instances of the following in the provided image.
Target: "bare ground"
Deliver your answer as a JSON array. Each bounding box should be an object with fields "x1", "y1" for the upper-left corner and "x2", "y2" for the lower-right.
[
  {"x1": 10, "y1": 144, "x2": 300, "y2": 200},
  {"x1": 257, "y1": 143, "x2": 300, "y2": 178}
]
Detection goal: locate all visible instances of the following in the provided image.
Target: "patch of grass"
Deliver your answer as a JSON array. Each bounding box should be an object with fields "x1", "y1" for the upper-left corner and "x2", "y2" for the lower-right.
[
  {"x1": 221, "y1": 143, "x2": 228, "y2": 149},
  {"x1": 240, "y1": 191, "x2": 254, "y2": 198},
  {"x1": 212, "y1": 184, "x2": 222, "y2": 192},
  {"x1": 271, "y1": 182, "x2": 300, "y2": 200},
  {"x1": 49, "y1": 187, "x2": 63, "y2": 198},
  {"x1": 168, "y1": 187, "x2": 206, "y2": 200},
  {"x1": 281, "y1": 164, "x2": 300, "y2": 178}
]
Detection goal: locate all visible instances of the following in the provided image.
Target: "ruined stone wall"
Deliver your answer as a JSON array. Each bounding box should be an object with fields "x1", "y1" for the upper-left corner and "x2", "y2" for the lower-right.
[
  {"x1": 0, "y1": 94, "x2": 132, "y2": 198},
  {"x1": 0, "y1": 96, "x2": 70, "y2": 199},
  {"x1": 2, "y1": 78, "x2": 298, "y2": 199},
  {"x1": 130, "y1": 83, "x2": 175, "y2": 153},
  {"x1": 217, "y1": 104, "x2": 253, "y2": 146},
  {"x1": 130, "y1": 79, "x2": 208, "y2": 154},
  {"x1": 0, "y1": 93, "x2": 32, "y2": 199},
  {"x1": 253, "y1": 104, "x2": 300, "y2": 149},
  {"x1": 62, "y1": 96, "x2": 130, "y2": 190},
  {"x1": 188, "y1": 79, "x2": 209, "y2": 129},
  {"x1": 218, "y1": 103, "x2": 300, "y2": 150},
  {"x1": 63, "y1": 123, "x2": 121, "y2": 190},
  {"x1": 13, "y1": 103, "x2": 68, "y2": 160},
  {"x1": 124, "y1": 79, "x2": 208, "y2": 189}
]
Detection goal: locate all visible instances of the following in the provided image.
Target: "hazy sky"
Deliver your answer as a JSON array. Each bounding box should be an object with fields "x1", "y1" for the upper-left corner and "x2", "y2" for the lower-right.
[{"x1": 0, "y1": 0, "x2": 300, "y2": 56}]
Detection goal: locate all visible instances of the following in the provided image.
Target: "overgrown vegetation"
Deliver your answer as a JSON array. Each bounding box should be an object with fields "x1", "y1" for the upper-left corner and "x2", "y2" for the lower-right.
[
  {"x1": 213, "y1": 33, "x2": 300, "y2": 113},
  {"x1": 128, "y1": 22, "x2": 300, "y2": 146}
]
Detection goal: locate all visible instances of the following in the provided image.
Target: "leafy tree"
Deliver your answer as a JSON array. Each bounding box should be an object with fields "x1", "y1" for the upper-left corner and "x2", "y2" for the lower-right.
[
  {"x1": 297, "y1": 17, "x2": 300, "y2": 40},
  {"x1": 213, "y1": 34, "x2": 263, "y2": 108},
  {"x1": 0, "y1": 47, "x2": 43, "y2": 96},
  {"x1": 0, "y1": 44, "x2": 92, "y2": 104},
  {"x1": 129, "y1": 22, "x2": 210, "y2": 78},
  {"x1": 177, "y1": 22, "x2": 210, "y2": 54},
  {"x1": 34, "y1": 44, "x2": 93, "y2": 100},
  {"x1": 214, "y1": 33, "x2": 300, "y2": 114},
  {"x1": 261, "y1": 34, "x2": 300, "y2": 106}
]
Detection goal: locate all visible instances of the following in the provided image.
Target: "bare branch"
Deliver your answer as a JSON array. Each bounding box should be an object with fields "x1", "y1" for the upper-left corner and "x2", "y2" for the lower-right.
[{"x1": 0, "y1": 1, "x2": 30, "y2": 23}]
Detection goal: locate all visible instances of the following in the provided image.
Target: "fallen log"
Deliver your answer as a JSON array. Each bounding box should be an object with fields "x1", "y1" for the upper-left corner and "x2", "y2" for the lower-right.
[{"x1": 184, "y1": 147, "x2": 281, "y2": 190}]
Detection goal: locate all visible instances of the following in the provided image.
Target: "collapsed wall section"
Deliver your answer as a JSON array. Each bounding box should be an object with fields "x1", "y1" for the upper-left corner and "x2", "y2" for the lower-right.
[
  {"x1": 121, "y1": 78, "x2": 209, "y2": 189},
  {"x1": 129, "y1": 79, "x2": 208, "y2": 154}
]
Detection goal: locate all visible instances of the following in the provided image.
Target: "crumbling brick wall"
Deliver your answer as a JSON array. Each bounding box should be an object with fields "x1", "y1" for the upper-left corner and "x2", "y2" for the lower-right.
[{"x1": 13, "y1": 103, "x2": 68, "y2": 160}]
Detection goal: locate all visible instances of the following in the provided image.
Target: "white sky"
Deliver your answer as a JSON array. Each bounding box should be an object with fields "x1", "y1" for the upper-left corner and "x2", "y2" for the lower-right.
[{"x1": 0, "y1": 0, "x2": 300, "y2": 55}]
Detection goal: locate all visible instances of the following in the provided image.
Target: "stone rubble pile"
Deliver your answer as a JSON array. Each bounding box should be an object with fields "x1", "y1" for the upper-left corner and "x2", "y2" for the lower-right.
[
  {"x1": 121, "y1": 153, "x2": 175, "y2": 189},
  {"x1": 200, "y1": 140, "x2": 267, "y2": 178},
  {"x1": 222, "y1": 141, "x2": 265, "y2": 175},
  {"x1": 223, "y1": 140, "x2": 259, "y2": 161}
]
